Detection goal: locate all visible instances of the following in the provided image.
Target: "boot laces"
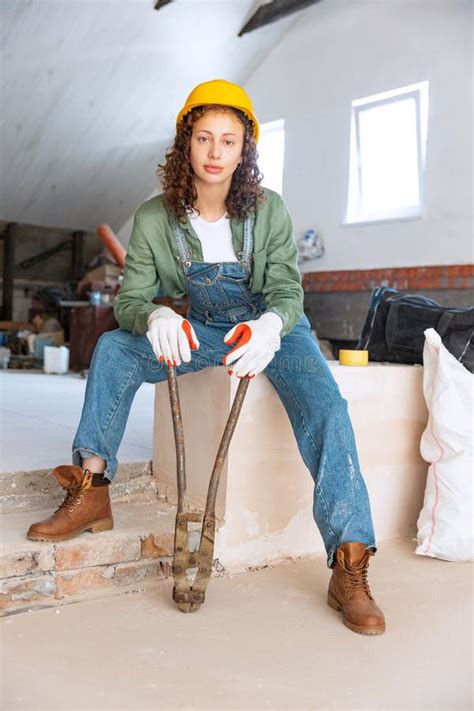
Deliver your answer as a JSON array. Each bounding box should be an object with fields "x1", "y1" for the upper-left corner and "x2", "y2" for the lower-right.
[
  {"x1": 343, "y1": 555, "x2": 372, "y2": 598},
  {"x1": 53, "y1": 484, "x2": 84, "y2": 513}
]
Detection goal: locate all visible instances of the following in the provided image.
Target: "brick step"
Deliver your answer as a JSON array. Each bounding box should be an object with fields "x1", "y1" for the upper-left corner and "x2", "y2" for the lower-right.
[
  {"x1": 0, "y1": 498, "x2": 221, "y2": 617},
  {"x1": 0, "y1": 461, "x2": 157, "y2": 513}
]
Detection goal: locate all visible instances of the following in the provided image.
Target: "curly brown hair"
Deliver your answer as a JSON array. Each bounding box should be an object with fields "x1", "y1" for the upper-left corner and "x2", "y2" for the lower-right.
[{"x1": 156, "y1": 104, "x2": 267, "y2": 224}]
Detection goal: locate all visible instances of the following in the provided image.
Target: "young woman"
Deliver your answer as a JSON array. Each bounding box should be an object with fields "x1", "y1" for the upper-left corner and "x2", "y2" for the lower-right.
[{"x1": 27, "y1": 79, "x2": 385, "y2": 635}]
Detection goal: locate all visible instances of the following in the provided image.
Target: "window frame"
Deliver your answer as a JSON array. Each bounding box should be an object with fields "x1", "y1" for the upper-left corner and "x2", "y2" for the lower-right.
[
  {"x1": 258, "y1": 118, "x2": 285, "y2": 196},
  {"x1": 344, "y1": 81, "x2": 429, "y2": 226}
]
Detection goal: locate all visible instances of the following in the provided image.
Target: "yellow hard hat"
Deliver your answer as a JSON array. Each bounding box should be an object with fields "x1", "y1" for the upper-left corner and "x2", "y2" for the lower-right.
[{"x1": 176, "y1": 79, "x2": 259, "y2": 143}]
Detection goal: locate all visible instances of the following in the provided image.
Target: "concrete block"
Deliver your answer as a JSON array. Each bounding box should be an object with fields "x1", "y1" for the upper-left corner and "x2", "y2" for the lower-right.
[
  {"x1": 153, "y1": 363, "x2": 428, "y2": 571},
  {"x1": 0, "y1": 573, "x2": 56, "y2": 608},
  {"x1": 141, "y1": 533, "x2": 174, "y2": 558},
  {"x1": 56, "y1": 566, "x2": 113, "y2": 597},
  {"x1": 0, "y1": 545, "x2": 56, "y2": 578},
  {"x1": 0, "y1": 461, "x2": 156, "y2": 513},
  {"x1": 54, "y1": 533, "x2": 142, "y2": 571},
  {"x1": 0, "y1": 550, "x2": 38, "y2": 578},
  {"x1": 113, "y1": 559, "x2": 162, "y2": 586}
]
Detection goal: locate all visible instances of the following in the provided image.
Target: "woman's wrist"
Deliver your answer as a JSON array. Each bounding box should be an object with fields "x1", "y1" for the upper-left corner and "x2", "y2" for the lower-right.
[
  {"x1": 147, "y1": 306, "x2": 177, "y2": 328},
  {"x1": 259, "y1": 310, "x2": 283, "y2": 335}
]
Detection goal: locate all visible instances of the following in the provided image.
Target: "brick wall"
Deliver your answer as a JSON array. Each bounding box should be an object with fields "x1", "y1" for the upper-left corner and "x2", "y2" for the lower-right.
[
  {"x1": 303, "y1": 265, "x2": 474, "y2": 293},
  {"x1": 303, "y1": 265, "x2": 474, "y2": 342}
]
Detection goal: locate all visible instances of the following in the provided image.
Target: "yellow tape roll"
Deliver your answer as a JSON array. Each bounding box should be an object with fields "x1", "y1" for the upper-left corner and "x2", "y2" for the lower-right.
[{"x1": 339, "y1": 349, "x2": 369, "y2": 366}]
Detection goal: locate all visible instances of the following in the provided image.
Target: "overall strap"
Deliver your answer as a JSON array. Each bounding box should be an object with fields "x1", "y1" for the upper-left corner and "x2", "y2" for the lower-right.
[
  {"x1": 171, "y1": 219, "x2": 192, "y2": 266},
  {"x1": 238, "y1": 215, "x2": 255, "y2": 272}
]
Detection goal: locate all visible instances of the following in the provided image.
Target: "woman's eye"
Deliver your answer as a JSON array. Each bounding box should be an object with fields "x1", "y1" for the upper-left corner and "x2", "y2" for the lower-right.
[{"x1": 225, "y1": 140, "x2": 234, "y2": 146}]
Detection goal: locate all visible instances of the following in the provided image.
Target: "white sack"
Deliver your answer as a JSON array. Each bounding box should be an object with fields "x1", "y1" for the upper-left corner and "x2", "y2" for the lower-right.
[{"x1": 415, "y1": 328, "x2": 474, "y2": 562}]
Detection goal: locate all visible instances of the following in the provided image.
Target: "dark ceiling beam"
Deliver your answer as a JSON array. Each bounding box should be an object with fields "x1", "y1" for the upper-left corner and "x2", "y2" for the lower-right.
[
  {"x1": 154, "y1": 0, "x2": 174, "y2": 10},
  {"x1": 239, "y1": 0, "x2": 322, "y2": 36}
]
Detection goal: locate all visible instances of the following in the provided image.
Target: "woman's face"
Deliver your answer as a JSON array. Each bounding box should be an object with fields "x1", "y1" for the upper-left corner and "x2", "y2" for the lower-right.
[{"x1": 189, "y1": 109, "x2": 244, "y2": 189}]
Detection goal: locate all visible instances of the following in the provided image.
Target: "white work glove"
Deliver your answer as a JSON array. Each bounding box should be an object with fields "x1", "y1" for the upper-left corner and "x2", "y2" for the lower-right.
[
  {"x1": 222, "y1": 311, "x2": 283, "y2": 378},
  {"x1": 146, "y1": 306, "x2": 200, "y2": 367}
]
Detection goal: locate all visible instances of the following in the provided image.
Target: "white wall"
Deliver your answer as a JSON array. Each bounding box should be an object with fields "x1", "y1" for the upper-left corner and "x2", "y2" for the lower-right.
[
  {"x1": 2, "y1": 1, "x2": 296, "y2": 231},
  {"x1": 245, "y1": 0, "x2": 473, "y2": 271}
]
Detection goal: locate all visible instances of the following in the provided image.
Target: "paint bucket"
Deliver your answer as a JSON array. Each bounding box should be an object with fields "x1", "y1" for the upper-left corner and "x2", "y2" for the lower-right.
[
  {"x1": 0, "y1": 347, "x2": 10, "y2": 369},
  {"x1": 44, "y1": 345, "x2": 69, "y2": 374}
]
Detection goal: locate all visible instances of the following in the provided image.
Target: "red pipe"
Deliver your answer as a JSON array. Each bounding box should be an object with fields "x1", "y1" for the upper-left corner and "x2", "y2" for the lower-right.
[{"x1": 96, "y1": 224, "x2": 127, "y2": 269}]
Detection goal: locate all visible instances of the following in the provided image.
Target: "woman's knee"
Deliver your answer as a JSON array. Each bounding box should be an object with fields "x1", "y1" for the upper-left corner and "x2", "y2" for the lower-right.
[
  {"x1": 97, "y1": 328, "x2": 128, "y2": 348},
  {"x1": 90, "y1": 329, "x2": 145, "y2": 374},
  {"x1": 92, "y1": 329, "x2": 119, "y2": 361},
  {"x1": 96, "y1": 328, "x2": 150, "y2": 358}
]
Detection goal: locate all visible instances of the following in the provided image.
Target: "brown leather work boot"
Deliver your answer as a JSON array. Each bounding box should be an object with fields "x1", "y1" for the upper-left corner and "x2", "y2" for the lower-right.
[
  {"x1": 26, "y1": 465, "x2": 114, "y2": 542},
  {"x1": 327, "y1": 541, "x2": 386, "y2": 635}
]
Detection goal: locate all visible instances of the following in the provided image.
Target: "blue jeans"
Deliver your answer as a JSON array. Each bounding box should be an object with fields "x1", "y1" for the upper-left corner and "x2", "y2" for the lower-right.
[{"x1": 72, "y1": 313, "x2": 377, "y2": 568}]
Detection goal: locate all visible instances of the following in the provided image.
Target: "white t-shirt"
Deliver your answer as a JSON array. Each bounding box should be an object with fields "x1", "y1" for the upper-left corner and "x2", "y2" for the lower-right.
[{"x1": 189, "y1": 209, "x2": 238, "y2": 263}]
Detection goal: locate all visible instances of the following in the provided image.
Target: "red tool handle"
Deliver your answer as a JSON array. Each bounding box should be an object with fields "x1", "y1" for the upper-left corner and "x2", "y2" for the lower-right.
[{"x1": 96, "y1": 224, "x2": 127, "y2": 269}]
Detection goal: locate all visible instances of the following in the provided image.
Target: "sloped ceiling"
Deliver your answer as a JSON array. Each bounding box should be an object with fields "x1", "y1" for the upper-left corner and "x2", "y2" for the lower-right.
[{"x1": 1, "y1": 0, "x2": 300, "y2": 232}]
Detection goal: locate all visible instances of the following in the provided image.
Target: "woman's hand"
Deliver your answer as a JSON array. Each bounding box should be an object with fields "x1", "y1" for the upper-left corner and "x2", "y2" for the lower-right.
[
  {"x1": 146, "y1": 306, "x2": 200, "y2": 366},
  {"x1": 222, "y1": 311, "x2": 283, "y2": 378}
]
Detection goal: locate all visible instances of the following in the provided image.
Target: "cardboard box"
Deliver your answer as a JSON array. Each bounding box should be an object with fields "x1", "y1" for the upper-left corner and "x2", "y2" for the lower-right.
[{"x1": 77, "y1": 264, "x2": 122, "y2": 295}]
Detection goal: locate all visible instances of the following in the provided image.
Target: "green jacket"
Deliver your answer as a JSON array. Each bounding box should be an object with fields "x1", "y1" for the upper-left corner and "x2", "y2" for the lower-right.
[{"x1": 113, "y1": 187, "x2": 304, "y2": 337}]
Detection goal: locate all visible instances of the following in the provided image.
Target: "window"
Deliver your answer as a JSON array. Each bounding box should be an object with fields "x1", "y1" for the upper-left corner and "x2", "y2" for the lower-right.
[
  {"x1": 257, "y1": 119, "x2": 285, "y2": 195},
  {"x1": 345, "y1": 81, "x2": 429, "y2": 224}
]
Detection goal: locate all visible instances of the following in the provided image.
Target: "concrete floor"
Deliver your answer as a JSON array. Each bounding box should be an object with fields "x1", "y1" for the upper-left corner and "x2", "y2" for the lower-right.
[
  {"x1": 1, "y1": 372, "x2": 472, "y2": 710},
  {"x1": 0, "y1": 371, "x2": 155, "y2": 473},
  {"x1": 1, "y1": 539, "x2": 472, "y2": 711}
]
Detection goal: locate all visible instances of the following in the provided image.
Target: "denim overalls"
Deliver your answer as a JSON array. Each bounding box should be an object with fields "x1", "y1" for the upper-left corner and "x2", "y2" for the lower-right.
[
  {"x1": 72, "y1": 215, "x2": 377, "y2": 569},
  {"x1": 173, "y1": 214, "x2": 268, "y2": 328}
]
